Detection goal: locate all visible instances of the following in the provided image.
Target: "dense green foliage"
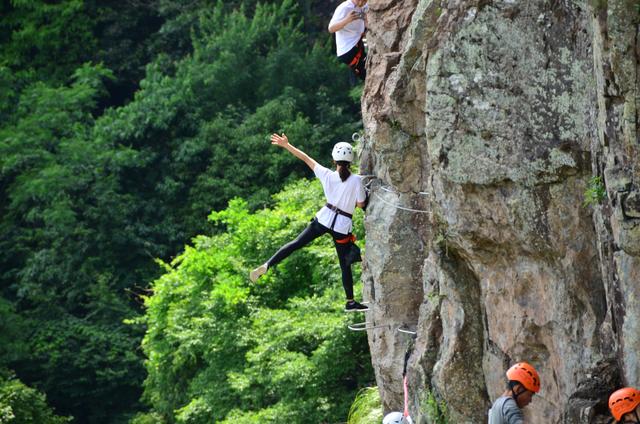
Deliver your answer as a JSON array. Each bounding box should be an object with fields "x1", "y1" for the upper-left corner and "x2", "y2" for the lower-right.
[
  {"x1": 141, "y1": 180, "x2": 372, "y2": 423},
  {"x1": 1, "y1": 62, "x2": 148, "y2": 423},
  {"x1": 0, "y1": 0, "x2": 366, "y2": 422},
  {"x1": 0, "y1": 371, "x2": 70, "y2": 424}
]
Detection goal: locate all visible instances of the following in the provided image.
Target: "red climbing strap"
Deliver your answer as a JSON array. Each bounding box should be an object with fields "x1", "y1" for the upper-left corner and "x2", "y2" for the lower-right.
[
  {"x1": 403, "y1": 375, "x2": 410, "y2": 418},
  {"x1": 403, "y1": 344, "x2": 412, "y2": 419}
]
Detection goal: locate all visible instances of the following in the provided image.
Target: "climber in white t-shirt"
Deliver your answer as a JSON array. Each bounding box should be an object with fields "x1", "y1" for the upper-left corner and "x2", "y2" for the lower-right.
[
  {"x1": 328, "y1": 0, "x2": 368, "y2": 80},
  {"x1": 250, "y1": 133, "x2": 369, "y2": 312}
]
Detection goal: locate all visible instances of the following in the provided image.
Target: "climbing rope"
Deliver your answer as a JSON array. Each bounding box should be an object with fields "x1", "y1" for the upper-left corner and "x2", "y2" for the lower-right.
[{"x1": 402, "y1": 333, "x2": 415, "y2": 423}]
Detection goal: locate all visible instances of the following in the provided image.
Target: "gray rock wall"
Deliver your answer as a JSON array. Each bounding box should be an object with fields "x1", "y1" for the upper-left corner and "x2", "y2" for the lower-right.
[{"x1": 360, "y1": 0, "x2": 639, "y2": 422}]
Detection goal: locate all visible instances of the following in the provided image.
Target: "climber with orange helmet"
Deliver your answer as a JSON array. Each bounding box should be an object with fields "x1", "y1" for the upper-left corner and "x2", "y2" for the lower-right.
[
  {"x1": 609, "y1": 387, "x2": 640, "y2": 423},
  {"x1": 250, "y1": 133, "x2": 368, "y2": 312},
  {"x1": 488, "y1": 362, "x2": 541, "y2": 424}
]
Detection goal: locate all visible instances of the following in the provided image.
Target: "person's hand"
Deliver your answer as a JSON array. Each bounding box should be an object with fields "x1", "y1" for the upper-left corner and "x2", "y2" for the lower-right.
[
  {"x1": 270, "y1": 133, "x2": 289, "y2": 148},
  {"x1": 347, "y1": 10, "x2": 361, "y2": 23}
]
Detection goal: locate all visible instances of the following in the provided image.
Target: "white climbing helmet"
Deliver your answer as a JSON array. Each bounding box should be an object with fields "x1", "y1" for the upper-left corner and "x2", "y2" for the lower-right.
[
  {"x1": 382, "y1": 411, "x2": 404, "y2": 424},
  {"x1": 332, "y1": 142, "x2": 354, "y2": 162}
]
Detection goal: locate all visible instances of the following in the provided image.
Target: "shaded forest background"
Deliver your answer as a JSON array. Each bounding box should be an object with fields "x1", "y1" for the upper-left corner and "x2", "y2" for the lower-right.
[{"x1": 0, "y1": 0, "x2": 373, "y2": 422}]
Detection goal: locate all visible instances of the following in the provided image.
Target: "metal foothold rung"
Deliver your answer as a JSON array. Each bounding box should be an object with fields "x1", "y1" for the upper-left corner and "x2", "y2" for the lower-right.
[
  {"x1": 348, "y1": 322, "x2": 387, "y2": 331},
  {"x1": 397, "y1": 327, "x2": 417, "y2": 335}
]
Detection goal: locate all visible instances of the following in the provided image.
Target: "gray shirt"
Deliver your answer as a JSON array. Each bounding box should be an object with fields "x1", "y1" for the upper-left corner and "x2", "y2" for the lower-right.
[{"x1": 488, "y1": 396, "x2": 524, "y2": 424}]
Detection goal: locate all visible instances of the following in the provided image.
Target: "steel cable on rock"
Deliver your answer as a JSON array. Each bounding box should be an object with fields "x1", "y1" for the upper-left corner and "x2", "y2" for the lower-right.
[{"x1": 361, "y1": 178, "x2": 432, "y2": 215}]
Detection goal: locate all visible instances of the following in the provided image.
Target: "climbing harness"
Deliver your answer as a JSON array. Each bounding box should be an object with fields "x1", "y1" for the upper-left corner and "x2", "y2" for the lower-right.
[
  {"x1": 325, "y1": 204, "x2": 361, "y2": 265},
  {"x1": 337, "y1": 236, "x2": 362, "y2": 266},
  {"x1": 335, "y1": 233, "x2": 361, "y2": 265},
  {"x1": 335, "y1": 233, "x2": 357, "y2": 244},
  {"x1": 348, "y1": 38, "x2": 366, "y2": 78},
  {"x1": 326, "y1": 202, "x2": 353, "y2": 222},
  {"x1": 326, "y1": 201, "x2": 353, "y2": 231}
]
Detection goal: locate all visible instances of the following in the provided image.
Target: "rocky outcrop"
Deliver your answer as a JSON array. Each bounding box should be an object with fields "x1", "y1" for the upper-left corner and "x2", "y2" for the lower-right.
[{"x1": 360, "y1": 0, "x2": 639, "y2": 422}]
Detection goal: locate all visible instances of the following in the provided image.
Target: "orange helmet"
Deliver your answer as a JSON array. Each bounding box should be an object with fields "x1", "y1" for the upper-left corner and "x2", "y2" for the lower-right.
[
  {"x1": 609, "y1": 387, "x2": 640, "y2": 421},
  {"x1": 506, "y1": 362, "x2": 541, "y2": 393}
]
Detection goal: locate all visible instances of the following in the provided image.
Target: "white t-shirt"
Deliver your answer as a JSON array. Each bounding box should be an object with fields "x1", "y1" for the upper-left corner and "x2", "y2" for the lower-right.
[
  {"x1": 329, "y1": 1, "x2": 368, "y2": 56},
  {"x1": 313, "y1": 164, "x2": 366, "y2": 235}
]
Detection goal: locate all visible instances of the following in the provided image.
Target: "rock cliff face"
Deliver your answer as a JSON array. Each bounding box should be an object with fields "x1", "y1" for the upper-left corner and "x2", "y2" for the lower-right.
[{"x1": 360, "y1": 1, "x2": 639, "y2": 422}]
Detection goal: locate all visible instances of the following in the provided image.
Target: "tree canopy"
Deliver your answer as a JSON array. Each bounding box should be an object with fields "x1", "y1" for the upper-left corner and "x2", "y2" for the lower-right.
[{"x1": 0, "y1": 0, "x2": 368, "y2": 422}]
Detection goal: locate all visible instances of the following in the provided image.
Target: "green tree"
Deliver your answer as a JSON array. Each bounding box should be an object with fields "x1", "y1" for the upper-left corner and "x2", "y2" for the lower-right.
[
  {"x1": 0, "y1": 64, "x2": 147, "y2": 422},
  {"x1": 0, "y1": 0, "x2": 96, "y2": 84},
  {"x1": 142, "y1": 180, "x2": 372, "y2": 423}
]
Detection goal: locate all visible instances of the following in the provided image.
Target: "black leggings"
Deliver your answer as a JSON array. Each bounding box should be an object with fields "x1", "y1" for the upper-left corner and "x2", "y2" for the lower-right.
[
  {"x1": 267, "y1": 219, "x2": 355, "y2": 299},
  {"x1": 338, "y1": 39, "x2": 366, "y2": 80}
]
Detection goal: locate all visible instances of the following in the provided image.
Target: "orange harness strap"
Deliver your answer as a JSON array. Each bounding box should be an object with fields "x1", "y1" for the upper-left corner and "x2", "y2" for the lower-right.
[
  {"x1": 335, "y1": 234, "x2": 357, "y2": 244},
  {"x1": 348, "y1": 47, "x2": 363, "y2": 68}
]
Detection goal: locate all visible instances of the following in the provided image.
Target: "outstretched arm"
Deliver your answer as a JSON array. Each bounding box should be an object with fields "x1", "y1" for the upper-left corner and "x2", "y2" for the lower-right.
[{"x1": 270, "y1": 133, "x2": 318, "y2": 171}]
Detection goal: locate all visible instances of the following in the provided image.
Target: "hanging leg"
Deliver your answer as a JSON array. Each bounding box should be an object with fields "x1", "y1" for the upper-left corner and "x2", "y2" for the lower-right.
[{"x1": 334, "y1": 241, "x2": 354, "y2": 300}]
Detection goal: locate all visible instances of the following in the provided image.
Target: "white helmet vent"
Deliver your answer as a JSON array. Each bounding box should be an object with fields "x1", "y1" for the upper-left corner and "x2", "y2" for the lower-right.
[{"x1": 332, "y1": 142, "x2": 354, "y2": 162}]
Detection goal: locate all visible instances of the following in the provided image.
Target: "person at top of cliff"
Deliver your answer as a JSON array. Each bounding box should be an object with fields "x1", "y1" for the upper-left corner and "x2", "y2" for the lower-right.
[
  {"x1": 250, "y1": 133, "x2": 368, "y2": 312},
  {"x1": 609, "y1": 387, "x2": 640, "y2": 423},
  {"x1": 328, "y1": 0, "x2": 368, "y2": 81},
  {"x1": 488, "y1": 362, "x2": 541, "y2": 424}
]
